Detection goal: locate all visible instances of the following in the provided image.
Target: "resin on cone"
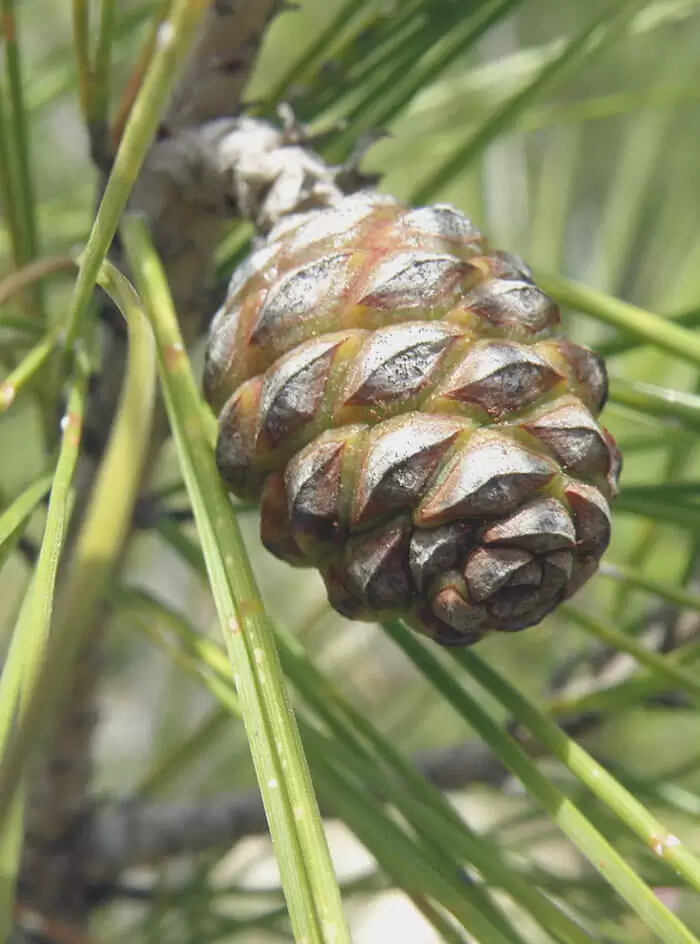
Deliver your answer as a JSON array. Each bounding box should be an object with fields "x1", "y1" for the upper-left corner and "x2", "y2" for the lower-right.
[{"x1": 204, "y1": 193, "x2": 621, "y2": 646}]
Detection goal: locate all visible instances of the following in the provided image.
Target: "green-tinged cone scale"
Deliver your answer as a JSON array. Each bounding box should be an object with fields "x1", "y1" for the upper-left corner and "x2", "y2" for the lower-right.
[{"x1": 204, "y1": 193, "x2": 621, "y2": 646}]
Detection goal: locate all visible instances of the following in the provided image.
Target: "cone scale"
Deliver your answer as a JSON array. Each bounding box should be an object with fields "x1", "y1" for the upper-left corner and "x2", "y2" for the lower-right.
[{"x1": 204, "y1": 194, "x2": 621, "y2": 646}]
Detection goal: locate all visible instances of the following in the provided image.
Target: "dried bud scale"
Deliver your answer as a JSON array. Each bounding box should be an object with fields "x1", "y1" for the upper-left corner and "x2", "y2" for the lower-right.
[{"x1": 205, "y1": 194, "x2": 621, "y2": 646}]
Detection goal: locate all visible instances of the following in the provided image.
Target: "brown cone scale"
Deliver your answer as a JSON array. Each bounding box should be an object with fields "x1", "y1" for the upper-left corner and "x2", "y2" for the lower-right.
[{"x1": 204, "y1": 193, "x2": 621, "y2": 646}]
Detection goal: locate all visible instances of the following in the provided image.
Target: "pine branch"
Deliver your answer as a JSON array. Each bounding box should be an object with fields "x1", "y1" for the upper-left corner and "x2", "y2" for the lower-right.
[
  {"x1": 21, "y1": 87, "x2": 697, "y2": 926},
  {"x1": 17, "y1": 6, "x2": 305, "y2": 938},
  {"x1": 129, "y1": 113, "x2": 362, "y2": 329},
  {"x1": 80, "y1": 592, "x2": 700, "y2": 890},
  {"x1": 81, "y1": 745, "x2": 518, "y2": 886},
  {"x1": 81, "y1": 717, "x2": 605, "y2": 887},
  {"x1": 161, "y1": 0, "x2": 288, "y2": 133},
  {"x1": 20, "y1": 4, "x2": 686, "y2": 933}
]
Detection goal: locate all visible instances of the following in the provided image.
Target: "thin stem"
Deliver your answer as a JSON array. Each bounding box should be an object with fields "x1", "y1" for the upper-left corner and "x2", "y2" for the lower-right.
[
  {"x1": 122, "y1": 216, "x2": 350, "y2": 944},
  {"x1": 1, "y1": 0, "x2": 43, "y2": 316},
  {"x1": 609, "y1": 377, "x2": 700, "y2": 433},
  {"x1": 0, "y1": 256, "x2": 155, "y2": 854},
  {"x1": 0, "y1": 327, "x2": 61, "y2": 414},
  {"x1": 562, "y1": 605, "x2": 700, "y2": 706},
  {"x1": 326, "y1": 0, "x2": 523, "y2": 164},
  {"x1": 134, "y1": 597, "x2": 519, "y2": 944},
  {"x1": 547, "y1": 636, "x2": 700, "y2": 719},
  {"x1": 0, "y1": 68, "x2": 24, "y2": 279},
  {"x1": 134, "y1": 707, "x2": 229, "y2": 799},
  {"x1": 454, "y1": 648, "x2": 700, "y2": 897},
  {"x1": 600, "y1": 561, "x2": 700, "y2": 616},
  {"x1": 383, "y1": 620, "x2": 699, "y2": 944},
  {"x1": 92, "y1": 0, "x2": 117, "y2": 128},
  {"x1": 598, "y1": 305, "x2": 700, "y2": 359},
  {"x1": 0, "y1": 356, "x2": 89, "y2": 936},
  {"x1": 71, "y1": 0, "x2": 92, "y2": 121},
  {"x1": 0, "y1": 474, "x2": 53, "y2": 573},
  {"x1": 63, "y1": 0, "x2": 214, "y2": 350},
  {"x1": 264, "y1": 0, "x2": 367, "y2": 109},
  {"x1": 275, "y1": 625, "x2": 592, "y2": 944},
  {"x1": 0, "y1": 254, "x2": 76, "y2": 307},
  {"x1": 110, "y1": 0, "x2": 170, "y2": 147},
  {"x1": 537, "y1": 270, "x2": 700, "y2": 371}
]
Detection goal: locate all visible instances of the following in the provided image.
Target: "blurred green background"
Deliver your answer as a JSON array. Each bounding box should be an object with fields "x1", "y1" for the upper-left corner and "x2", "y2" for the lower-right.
[{"x1": 4, "y1": 1, "x2": 700, "y2": 940}]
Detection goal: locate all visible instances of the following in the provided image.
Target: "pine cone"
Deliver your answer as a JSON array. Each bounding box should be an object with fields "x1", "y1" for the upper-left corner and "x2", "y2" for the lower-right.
[{"x1": 204, "y1": 193, "x2": 621, "y2": 646}]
